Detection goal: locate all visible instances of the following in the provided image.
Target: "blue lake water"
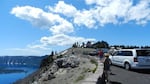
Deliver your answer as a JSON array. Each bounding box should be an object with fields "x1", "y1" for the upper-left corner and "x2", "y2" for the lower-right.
[{"x1": 0, "y1": 67, "x2": 37, "y2": 84}]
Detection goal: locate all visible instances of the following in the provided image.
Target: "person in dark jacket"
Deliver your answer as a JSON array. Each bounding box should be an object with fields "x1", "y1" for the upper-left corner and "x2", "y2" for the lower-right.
[
  {"x1": 103, "y1": 53, "x2": 111, "y2": 82},
  {"x1": 104, "y1": 53, "x2": 111, "y2": 71}
]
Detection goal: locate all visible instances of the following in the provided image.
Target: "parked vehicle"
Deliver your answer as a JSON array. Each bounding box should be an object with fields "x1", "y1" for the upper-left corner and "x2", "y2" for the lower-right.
[
  {"x1": 109, "y1": 49, "x2": 150, "y2": 70},
  {"x1": 89, "y1": 51, "x2": 98, "y2": 56},
  {"x1": 88, "y1": 48, "x2": 109, "y2": 56}
]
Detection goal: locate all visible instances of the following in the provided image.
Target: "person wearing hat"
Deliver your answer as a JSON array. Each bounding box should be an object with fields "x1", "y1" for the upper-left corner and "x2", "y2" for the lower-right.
[
  {"x1": 103, "y1": 53, "x2": 111, "y2": 82},
  {"x1": 104, "y1": 53, "x2": 111, "y2": 71}
]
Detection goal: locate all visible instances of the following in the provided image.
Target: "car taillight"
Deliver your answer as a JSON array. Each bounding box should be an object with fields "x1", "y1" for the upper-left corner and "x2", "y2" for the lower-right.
[{"x1": 134, "y1": 57, "x2": 138, "y2": 62}]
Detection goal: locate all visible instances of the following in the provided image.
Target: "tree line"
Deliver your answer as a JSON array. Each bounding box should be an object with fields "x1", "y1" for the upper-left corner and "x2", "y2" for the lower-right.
[{"x1": 72, "y1": 40, "x2": 150, "y2": 49}]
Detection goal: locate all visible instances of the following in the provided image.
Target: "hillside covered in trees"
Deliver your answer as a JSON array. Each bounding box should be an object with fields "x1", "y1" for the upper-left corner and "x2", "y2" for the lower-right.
[{"x1": 72, "y1": 40, "x2": 150, "y2": 49}]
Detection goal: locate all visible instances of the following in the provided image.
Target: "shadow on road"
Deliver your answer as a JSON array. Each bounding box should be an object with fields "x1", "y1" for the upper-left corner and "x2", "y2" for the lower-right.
[
  {"x1": 109, "y1": 81, "x2": 122, "y2": 84},
  {"x1": 96, "y1": 73, "x2": 122, "y2": 84},
  {"x1": 110, "y1": 73, "x2": 116, "y2": 75},
  {"x1": 112, "y1": 65, "x2": 150, "y2": 74},
  {"x1": 132, "y1": 69, "x2": 150, "y2": 74}
]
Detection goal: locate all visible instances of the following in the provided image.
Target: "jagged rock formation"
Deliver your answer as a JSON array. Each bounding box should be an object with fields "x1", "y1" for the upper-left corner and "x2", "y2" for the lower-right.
[
  {"x1": 54, "y1": 55, "x2": 80, "y2": 68},
  {"x1": 14, "y1": 48, "x2": 99, "y2": 84}
]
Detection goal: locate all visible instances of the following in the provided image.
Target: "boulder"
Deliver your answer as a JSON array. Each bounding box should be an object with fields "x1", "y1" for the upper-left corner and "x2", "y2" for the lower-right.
[{"x1": 55, "y1": 55, "x2": 80, "y2": 68}]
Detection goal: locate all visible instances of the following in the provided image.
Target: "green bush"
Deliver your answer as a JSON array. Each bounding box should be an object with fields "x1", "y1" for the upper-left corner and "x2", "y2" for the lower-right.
[
  {"x1": 75, "y1": 74, "x2": 85, "y2": 82},
  {"x1": 57, "y1": 55, "x2": 63, "y2": 58},
  {"x1": 90, "y1": 59, "x2": 98, "y2": 73},
  {"x1": 40, "y1": 55, "x2": 54, "y2": 68}
]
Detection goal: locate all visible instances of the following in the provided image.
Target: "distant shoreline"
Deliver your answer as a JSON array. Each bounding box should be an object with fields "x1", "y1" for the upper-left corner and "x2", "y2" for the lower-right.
[{"x1": 0, "y1": 68, "x2": 25, "y2": 74}]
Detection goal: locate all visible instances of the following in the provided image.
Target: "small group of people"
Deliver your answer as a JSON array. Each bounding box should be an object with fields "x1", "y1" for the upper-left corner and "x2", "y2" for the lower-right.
[
  {"x1": 97, "y1": 49, "x2": 112, "y2": 82},
  {"x1": 97, "y1": 49, "x2": 111, "y2": 70}
]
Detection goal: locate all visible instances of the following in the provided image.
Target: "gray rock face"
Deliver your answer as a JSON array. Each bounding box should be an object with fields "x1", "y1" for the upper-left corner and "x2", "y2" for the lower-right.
[
  {"x1": 17, "y1": 48, "x2": 100, "y2": 84},
  {"x1": 32, "y1": 54, "x2": 81, "y2": 84},
  {"x1": 55, "y1": 55, "x2": 80, "y2": 68}
]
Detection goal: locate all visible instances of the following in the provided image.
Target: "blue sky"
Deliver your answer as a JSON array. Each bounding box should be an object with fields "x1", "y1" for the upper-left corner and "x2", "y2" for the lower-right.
[{"x1": 0, "y1": 0, "x2": 150, "y2": 56}]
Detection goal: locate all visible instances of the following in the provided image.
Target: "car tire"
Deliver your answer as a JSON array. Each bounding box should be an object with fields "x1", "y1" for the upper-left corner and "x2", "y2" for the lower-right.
[{"x1": 124, "y1": 63, "x2": 130, "y2": 70}]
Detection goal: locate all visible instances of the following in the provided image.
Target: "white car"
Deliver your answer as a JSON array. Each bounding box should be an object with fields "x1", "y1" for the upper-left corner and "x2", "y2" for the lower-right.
[{"x1": 109, "y1": 49, "x2": 150, "y2": 70}]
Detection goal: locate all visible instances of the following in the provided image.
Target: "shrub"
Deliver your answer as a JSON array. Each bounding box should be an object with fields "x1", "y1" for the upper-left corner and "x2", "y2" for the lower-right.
[
  {"x1": 75, "y1": 74, "x2": 85, "y2": 82},
  {"x1": 90, "y1": 59, "x2": 98, "y2": 73}
]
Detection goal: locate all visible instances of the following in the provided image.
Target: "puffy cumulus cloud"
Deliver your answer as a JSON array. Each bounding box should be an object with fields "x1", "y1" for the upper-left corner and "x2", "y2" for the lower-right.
[
  {"x1": 11, "y1": 0, "x2": 150, "y2": 29},
  {"x1": 10, "y1": 3, "x2": 96, "y2": 54},
  {"x1": 94, "y1": 0, "x2": 132, "y2": 25},
  {"x1": 48, "y1": 1, "x2": 77, "y2": 17},
  {"x1": 74, "y1": 9, "x2": 96, "y2": 28},
  {"x1": 85, "y1": 0, "x2": 112, "y2": 6},
  {"x1": 85, "y1": 0, "x2": 96, "y2": 5},
  {"x1": 48, "y1": 1, "x2": 96, "y2": 28},
  {"x1": 87, "y1": 0, "x2": 150, "y2": 25},
  {"x1": 12, "y1": 0, "x2": 150, "y2": 30},
  {"x1": 10, "y1": 0, "x2": 150, "y2": 55},
  {"x1": 40, "y1": 34, "x2": 96, "y2": 46},
  {"x1": 26, "y1": 34, "x2": 96, "y2": 55},
  {"x1": 50, "y1": 20, "x2": 74, "y2": 35},
  {"x1": 11, "y1": 6, "x2": 51, "y2": 28},
  {"x1": 11, "y1": 5, "x2": 74, "y2": 34},
  {"x1": 125, "y1": 0, "x2": 150, "y2": 25},
  {"x1": 11, "y1": 6, "x2": 43, "y2": 20},
  {"x1": 49, "y1": 0, "x2": 150, "y2": 27}
]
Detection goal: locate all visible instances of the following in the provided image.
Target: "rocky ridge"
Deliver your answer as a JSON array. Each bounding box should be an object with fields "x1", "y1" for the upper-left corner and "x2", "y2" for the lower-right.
[{"x1": 14, "y1": 48, "x2": 99, "y2": 84}]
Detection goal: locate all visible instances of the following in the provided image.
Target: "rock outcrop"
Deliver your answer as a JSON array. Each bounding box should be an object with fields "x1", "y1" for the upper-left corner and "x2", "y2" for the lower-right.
[{"x1": 14, "y1": 48, "x2": 99, "y2": 84}]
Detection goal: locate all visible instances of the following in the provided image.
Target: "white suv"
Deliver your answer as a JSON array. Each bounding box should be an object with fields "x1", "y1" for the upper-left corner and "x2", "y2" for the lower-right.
[{"x1": 109, "y1": 49, "x2": 150, "y2": 70}]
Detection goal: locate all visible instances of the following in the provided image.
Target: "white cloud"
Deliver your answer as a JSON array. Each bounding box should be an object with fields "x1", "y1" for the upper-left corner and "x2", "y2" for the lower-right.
[
  {"x1": 48, "y1": 1, "x2": 77, "y2": 17},
  {"x1": 27, "y1": 44, "x2": 48, "y2": 50},
  {"x1": 10, "y1": 0, "x2": 150, "y2": 29},
  {"x1": 10, "y1": 0, "x2": 150, "y2": 55},
  {"x1": 74, "y1": 9, "x2": 96, "y2": 28},
  {"x1": 11, "y1": 6, "x2": 43, "y2": 20},
  {"x1": 40, "y1": 34, "x2": 96, "y2": 46},
  {"x1": 125, "y1": 0, "x2": 150, "y2": 25},
  {"x1": 11, "y1": 6, "x2": 51, "y2": 28},
  {"x1": 85, "y1": 0, "x2": 150, "y2": 26},
  {"x1": 85, "y1": 0, "x2": 96, "y2": 5},
  {"x1": 94, "y1": 0, "x2": 132, "y2": 25},
  {"x1": 50, "y1": 20, "x2": 74, "y2": 35},
  {"x1": 4, "y1": 48, "x2": 51, "y2": 56},
  {"x1": 11, "y1": 5, "x2": 74, "y2": 34},
  {"x1": 10, "y1": 4, "x2": 96, "y2": 54},
  {"x1": 85, "y1": 0, "x2": 112, "y2": 6},
  {"x1": 48, "y1": 1, "x2": 96, "y2": 28}
]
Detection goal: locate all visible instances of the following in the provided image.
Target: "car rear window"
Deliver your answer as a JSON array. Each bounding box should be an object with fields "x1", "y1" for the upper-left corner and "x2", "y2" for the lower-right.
[{"x1": 136, "y1": 50, "x2": 150, "y2": 56}]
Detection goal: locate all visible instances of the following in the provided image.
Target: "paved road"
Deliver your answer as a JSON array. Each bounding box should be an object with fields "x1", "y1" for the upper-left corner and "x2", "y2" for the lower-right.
[{"x1": 107, "y1": 65, "x2": 150, "y2": 84}]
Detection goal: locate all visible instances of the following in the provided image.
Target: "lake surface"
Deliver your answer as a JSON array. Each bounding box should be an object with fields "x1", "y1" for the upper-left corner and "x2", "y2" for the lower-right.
[{"x1": 0, "y1": 67, "x2": 37, "y2": 84}]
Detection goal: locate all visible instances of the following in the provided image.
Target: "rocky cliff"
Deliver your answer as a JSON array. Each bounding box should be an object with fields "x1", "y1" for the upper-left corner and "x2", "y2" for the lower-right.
[{"x1": 14, "y1": 48, "x2": 99, "y2": 84}]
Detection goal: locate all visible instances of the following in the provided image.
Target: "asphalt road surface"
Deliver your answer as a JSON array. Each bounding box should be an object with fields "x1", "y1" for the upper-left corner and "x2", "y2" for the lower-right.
[{"x1": 107, "y1": 65, "x2": 150, "y2": 84}]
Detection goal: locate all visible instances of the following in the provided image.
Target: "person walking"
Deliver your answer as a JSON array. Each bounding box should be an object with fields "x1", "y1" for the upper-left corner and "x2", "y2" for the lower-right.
[
  {"x1": 98, "y1": 49, "x2": 104, "y2": 61},
  {"x1": 103, "y1": 53, "x2": 111, "y2": 83}
]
